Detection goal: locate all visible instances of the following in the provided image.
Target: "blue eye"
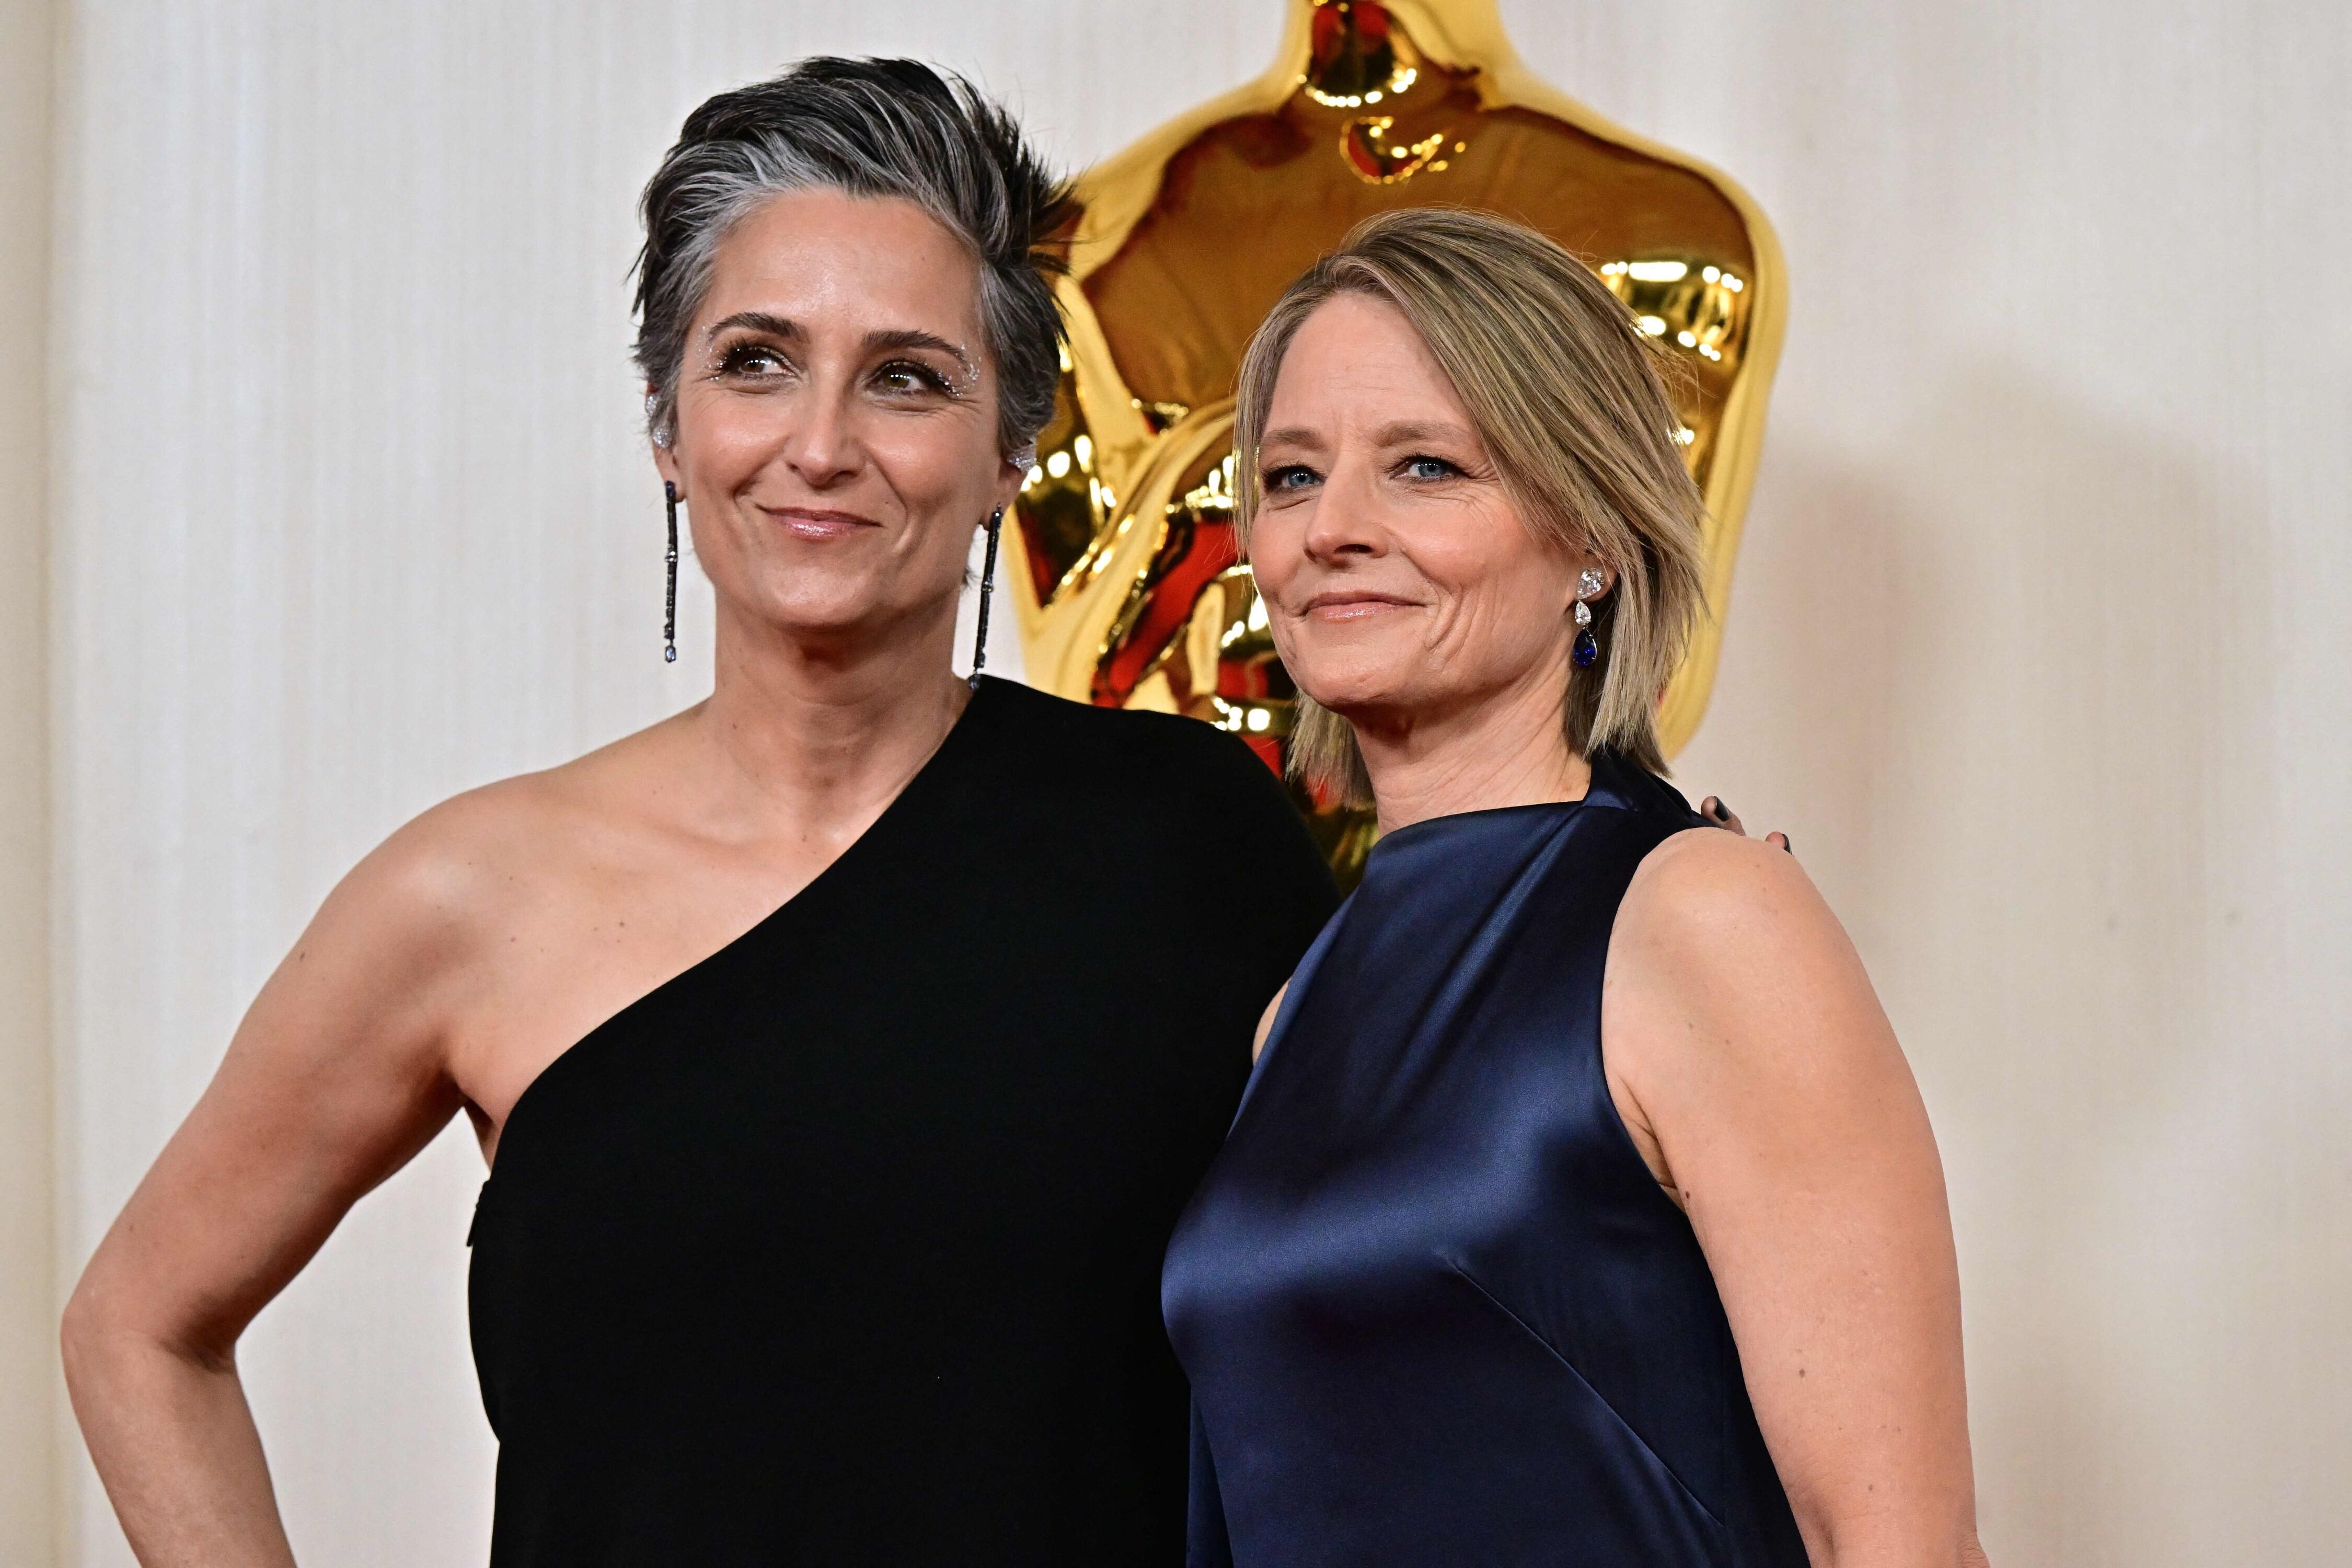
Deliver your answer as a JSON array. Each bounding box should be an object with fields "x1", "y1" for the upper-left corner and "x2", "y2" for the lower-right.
[
  {"x1": 1403, "y1": 455, "x2": 1457, "y2": 481},
  {"x1": 1263, "y1": 465, "x2": 1319, "y2": 492}
]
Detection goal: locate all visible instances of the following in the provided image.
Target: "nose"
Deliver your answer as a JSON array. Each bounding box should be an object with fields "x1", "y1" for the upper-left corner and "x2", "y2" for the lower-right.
[
  {"x1": 1301, "y1": 457, "x2": 1387, "y2": 564},
  {"x1": 777, "y1": 381, "x2": 866, "y2": 490}
]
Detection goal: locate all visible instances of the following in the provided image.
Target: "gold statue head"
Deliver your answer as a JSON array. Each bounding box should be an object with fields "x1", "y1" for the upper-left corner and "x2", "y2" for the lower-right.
[{"x1": 1010, "y1": 0, "x2": 1785, "y2": 880}]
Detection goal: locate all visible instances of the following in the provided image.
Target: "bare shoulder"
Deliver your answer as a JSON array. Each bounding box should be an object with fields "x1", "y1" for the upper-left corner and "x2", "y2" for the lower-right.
[
  {"x1": 1623, "y1": 825, "x2": 1835, "y2": 938},
  {"x1": 1613, "y1": 826, "x2": 1859, "y2": 988},
  {"x1": 332, "y1": 769, "x2": 570, "y2": 949},
  {"x1": 297, "y1": 716, "x2": 687, "y2": 988},
  {"x1": 1606, "y1": 826, "x2": 1890, "y2": 1093}
]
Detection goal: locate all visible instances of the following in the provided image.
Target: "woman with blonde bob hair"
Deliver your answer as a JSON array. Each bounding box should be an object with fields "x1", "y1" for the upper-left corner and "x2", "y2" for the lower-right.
[{"x1": 1163, "y1": 208, "x2": 1989, "y2": 1568}]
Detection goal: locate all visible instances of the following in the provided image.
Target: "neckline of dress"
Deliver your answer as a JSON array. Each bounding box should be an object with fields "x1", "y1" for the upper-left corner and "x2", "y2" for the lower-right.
[
  {"x1": 488, "y1": 676, "x2": 1005, "y2": 1172},
  {"x1": 1366, "y1": 753, "x2": 1655, "y2": 862},
  {"x1": 1370, "y1": 795, "x2": 1595, "y2": 856}
]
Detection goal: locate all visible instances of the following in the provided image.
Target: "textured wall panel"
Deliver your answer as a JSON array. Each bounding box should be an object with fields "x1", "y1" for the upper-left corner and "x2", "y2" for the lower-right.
[{"x1": 1, "y1": 0, "x2": 57, "y2": 1560}]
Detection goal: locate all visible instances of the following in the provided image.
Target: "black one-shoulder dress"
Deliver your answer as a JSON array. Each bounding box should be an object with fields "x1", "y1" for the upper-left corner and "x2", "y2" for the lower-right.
[
  {"x1": 1163, "y1": 753, "x2": 1808, "y2": 1566},
  {"x1": 468, "y1": 678, "x2": 1338, "y2": 1566}
]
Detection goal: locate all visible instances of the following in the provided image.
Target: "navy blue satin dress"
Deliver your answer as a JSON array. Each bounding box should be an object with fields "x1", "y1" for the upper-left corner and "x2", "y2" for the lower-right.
[{"x1": 1162, "y1": 755, "x2": 1808, "y2": 1567}]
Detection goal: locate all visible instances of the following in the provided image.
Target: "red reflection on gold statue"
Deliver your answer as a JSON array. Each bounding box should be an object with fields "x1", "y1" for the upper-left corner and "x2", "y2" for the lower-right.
[{"x1": 1014, "y1": 0, "x2": 1785, "y2": 882}]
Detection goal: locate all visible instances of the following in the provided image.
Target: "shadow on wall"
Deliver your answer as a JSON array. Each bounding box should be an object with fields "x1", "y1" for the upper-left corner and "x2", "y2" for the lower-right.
[{"x1": 1692, "y1": 356, "x2": 2290, "y2": 1564}]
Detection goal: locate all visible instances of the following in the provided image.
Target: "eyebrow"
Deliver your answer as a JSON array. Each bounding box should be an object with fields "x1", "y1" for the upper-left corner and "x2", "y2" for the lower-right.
[
  {"x1": 704, "y1": 313, "x2": 978, "y2": 383},
  {"x1": 1259, "y1": 425, "x2": 1328, "y2": 452},
  {"x1": 705, "y1": 310, "x2": 801, "y2": 343},
  {"x1": 1256, "y1": 419, "x2": 1477, "y2": 453},
  {"x1": 1370, "y1": 419, "x2": 1475, "y2": 447}
]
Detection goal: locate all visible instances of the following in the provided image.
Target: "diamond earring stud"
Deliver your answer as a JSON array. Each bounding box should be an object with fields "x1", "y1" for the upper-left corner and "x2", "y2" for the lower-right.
[{"x1": 1572, "y1": 568, "x2": 1607, "y2": 668}]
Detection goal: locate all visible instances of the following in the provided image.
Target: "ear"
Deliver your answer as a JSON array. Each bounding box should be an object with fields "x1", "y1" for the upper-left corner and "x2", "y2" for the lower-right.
[
  {"x1": 993, "y1": 449, "x2": 1030, "y2": 514},
  {"x1": 648, "y1": 385, "x2": 684, "y2": 494}
]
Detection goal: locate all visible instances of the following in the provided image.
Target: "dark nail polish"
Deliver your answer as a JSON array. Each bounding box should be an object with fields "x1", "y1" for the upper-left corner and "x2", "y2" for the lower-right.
[
  {"x1": 1710, "y1": 800, "x2": 1731, "y2": 822},
  {"x1": 1781, "y1": 837, "x2": 1793, "y2": 855}
]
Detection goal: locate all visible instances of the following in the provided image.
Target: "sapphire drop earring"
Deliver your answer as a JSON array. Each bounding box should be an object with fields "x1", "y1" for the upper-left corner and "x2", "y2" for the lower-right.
[
  {"x1": 969, "y1": 506, "x2": 1004, "y2": 693},
  {"x1": 662, "y1": 481, "x2": 680, "y2": 663},
  {"x1": 1572, "y1": 566, "x2": 1606, "y2": 669}
]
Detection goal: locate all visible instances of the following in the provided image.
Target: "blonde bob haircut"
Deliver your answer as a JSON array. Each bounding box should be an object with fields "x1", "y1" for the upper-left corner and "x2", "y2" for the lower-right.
[{"x1": 1233, "y1": 206, "x2": 1709, "y2": 801}]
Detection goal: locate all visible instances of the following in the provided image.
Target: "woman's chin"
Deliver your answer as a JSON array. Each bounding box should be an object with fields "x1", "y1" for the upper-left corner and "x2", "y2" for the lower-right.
[
  {"x1": 718, "y1": 589, "x2": 924, "y2": 649},
  {"x1": 1297, "y1": 683, "x2": 1414, "y2": 728},
  {"x1": 1288, "y1": 659, "x2": 1423, "y2": 719},
  {"x1": 716, "y1": 566, "x2": 929, "y2": 631}
]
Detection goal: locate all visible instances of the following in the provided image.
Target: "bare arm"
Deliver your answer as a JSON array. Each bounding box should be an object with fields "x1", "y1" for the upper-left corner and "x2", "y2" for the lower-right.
[
  {"x1": 61, "y1": 815, "x2": 490, "y2": 1566},
  {"x1": 1604, "y1": 831, "x2": 1987, "y2": 1568},
  {"x1": 1251, "y1": 983, "x2": 1289, "y2": 1062}
]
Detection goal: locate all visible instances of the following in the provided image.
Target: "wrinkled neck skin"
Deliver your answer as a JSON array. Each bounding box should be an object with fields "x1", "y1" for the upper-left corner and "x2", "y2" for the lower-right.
[
  {"x1": 1350, "y1": 659, "x2": 1590, "y2": 835},
  {"x1": 684, "y1": 581, "x2": 970, "y2": 842}
]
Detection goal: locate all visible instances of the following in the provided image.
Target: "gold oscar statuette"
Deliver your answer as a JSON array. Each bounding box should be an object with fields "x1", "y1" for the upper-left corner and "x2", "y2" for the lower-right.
[{"x1": 1011, "y1": 0, "x2": 1786, "y2": 884}]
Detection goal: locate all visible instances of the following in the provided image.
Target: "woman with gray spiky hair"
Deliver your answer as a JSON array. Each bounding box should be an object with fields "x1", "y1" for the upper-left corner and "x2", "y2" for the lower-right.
[{"x1": 63, "y1": 59, "x2": 1339, "y2": 1564}]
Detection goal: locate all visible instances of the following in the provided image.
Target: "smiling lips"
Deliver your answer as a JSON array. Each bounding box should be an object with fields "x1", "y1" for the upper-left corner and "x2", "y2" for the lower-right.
[
  {"x1": 1302, "y1": 589, "x2": 1421, "y2": 622},
  {"x1": 762, "y1": 506, "x2": 882, "y2": 542}
]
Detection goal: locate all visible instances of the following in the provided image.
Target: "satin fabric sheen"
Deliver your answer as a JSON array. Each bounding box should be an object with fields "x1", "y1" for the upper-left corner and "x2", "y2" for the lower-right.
[{"x1": 1162, "y1": 755, "x2": 1808, "y2": 1567}]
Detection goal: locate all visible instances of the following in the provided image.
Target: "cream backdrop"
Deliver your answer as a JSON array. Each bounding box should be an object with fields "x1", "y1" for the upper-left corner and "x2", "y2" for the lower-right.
[
  {"x1": 13, "y1": 0, "x2": 2347, "y2": 1563},
  {"x1": 2, "y1": 0, "x2": 55, "y2": 1562}
]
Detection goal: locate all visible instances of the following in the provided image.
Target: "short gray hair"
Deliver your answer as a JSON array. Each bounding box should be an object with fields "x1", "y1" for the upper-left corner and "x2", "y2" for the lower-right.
[{"x1": 633, "y1": 58, "x2": 1074, "y2": 463}]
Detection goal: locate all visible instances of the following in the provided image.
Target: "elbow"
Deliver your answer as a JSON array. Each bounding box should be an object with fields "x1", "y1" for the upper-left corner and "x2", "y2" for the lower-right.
[
  {"x1": 60, "y1": 1262, "x2": 232, "y2": 1411},
  {"x1": 1796, "y1": 1522, "x2": 1991, "y2": 1568},
  {"x1": 57, "y1": 1268, "x2": 145, "y2": 1401},
  {"x1": 58, "y1": 1275, "x2": 114, "y2": 1404},
  {"x1": 1789, "y1": 1490, "x2": 1989, "y2": 1568}
]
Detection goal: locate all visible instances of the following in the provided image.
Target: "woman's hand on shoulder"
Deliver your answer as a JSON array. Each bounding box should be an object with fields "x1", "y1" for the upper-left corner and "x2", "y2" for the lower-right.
[
  {"x1": 1697, "y1": 793, "x2": 1792, "y2": 856},
  {"x1": 1602, "y1": 828, "x2": 1986, "y2": 1568}
]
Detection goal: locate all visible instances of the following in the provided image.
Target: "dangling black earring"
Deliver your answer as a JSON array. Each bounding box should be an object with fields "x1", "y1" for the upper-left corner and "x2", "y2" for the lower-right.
[
  {"x1": 968, "y1": 506, "x2": 1004, "y2": 693},
  {"x1": 662, "y1": 481, "x2": 680, "y2": 664}
]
